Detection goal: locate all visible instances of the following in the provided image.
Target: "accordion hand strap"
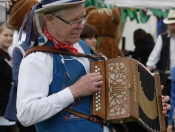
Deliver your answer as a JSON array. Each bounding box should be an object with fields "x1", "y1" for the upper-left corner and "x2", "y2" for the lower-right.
[
  {"x1": 89, "y1": 46, "x2": 105, "y2": 60},
  {"x1": 64, "y1": 108, "x2": 110, "y2": 126},
  {"x1": 64, "y1": 108, "x2": 130, "y2": 132},
  {"x1": 24, "y1": 46, "x2": 105, "y2": 60}
]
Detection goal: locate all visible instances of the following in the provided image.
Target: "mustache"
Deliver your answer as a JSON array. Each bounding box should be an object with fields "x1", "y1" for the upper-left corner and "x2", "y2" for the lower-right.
[{"x1": 168, "y1": 30, "x2": 175, "y2": 38}]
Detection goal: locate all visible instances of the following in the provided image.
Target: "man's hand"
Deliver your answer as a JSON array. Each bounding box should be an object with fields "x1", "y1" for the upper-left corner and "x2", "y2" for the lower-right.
[
  {"x1": 167, "y1": 125, "x2": 173, "y2": 132},
  {"x1": 161, "y1": 85, "x2": 170, "y2": 114},
  {"x1": 69, "y1": 73, "x2": 103, "y2": 99},
  {"x1": 146, "y1": 66, "x2": 153, "y2": 71}
]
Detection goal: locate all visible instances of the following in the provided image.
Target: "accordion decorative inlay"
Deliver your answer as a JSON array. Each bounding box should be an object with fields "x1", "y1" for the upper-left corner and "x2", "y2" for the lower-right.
[{"x1": 90, "y1": 57, "x2": 166, "y2": 132}]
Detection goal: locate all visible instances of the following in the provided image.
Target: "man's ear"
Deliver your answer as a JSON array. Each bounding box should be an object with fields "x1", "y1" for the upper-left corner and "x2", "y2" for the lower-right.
[{"x1": 44, "y1": 14, "x2": 55, "y2": 27}]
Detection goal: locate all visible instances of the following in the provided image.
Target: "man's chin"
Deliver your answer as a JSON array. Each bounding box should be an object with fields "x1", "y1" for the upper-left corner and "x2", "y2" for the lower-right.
[
  {"x1": 72, "y1": 37, "x2": 80, "y2": 43},
  {"x1": 168, "y1": 30, "x2": 175, "y2": 38},
  {"x1": 170, "y1": 32, "x2": 175, "y2": 38},
  {"x1": 67, "y1": 39, "x2": 79, "y2": 45}
]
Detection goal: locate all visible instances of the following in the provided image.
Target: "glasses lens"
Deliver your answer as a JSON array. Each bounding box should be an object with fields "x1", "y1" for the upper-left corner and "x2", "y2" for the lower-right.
[
  {"x1": 71, "y1": 16, "x2": 88, "y2": 27},
  {"x1": 71, "y1": 22, "x2": 80, "y2": 27}
]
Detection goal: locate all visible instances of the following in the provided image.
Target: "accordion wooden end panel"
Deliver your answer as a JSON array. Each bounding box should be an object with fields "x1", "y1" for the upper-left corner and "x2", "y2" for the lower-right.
[
  {"x1": 90, "y1": 57, "x2": 166, "y2": 132},
  {"x1": 154, "y1": 74, "x2": 166, "y2": 132},
  {"x1": 90, "y1": 60, "x2": 106, "y2": 119}
]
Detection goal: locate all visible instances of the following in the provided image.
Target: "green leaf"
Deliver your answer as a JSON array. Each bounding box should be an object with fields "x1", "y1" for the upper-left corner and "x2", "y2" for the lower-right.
[
  {"x1": 133, "y1": 9, "x2": 139, "y2": 23},
  {"x1": 162, "y1": 10, "x2": 169, "y2": 19},
  {"x1": 85, "y1": 0, "x2": 95, "y2": 7},
  {"x1": 120, "y1": 8, "x2": 127, "y2": 23},
  {"x1": 126, "y1": 8, "x2": 135, "y2": 21},
  {"x1": 139, "y1": 9, "x2": 149, "y2": 23},
  {"x1": 125, "y1": 8, "x2": 139, "y2": 23},
  {"x1": 150, "y1": 9, "x2": 162, "y2": 18}
]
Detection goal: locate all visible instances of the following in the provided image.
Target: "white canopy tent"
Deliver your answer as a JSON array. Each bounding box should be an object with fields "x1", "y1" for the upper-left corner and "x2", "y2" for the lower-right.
[
  {"x1": 104, "y1": 0, "x2": 175, "y2": 9},
  {"x1": 103, "y1": 0, "x2": 175, "y2": 51}
]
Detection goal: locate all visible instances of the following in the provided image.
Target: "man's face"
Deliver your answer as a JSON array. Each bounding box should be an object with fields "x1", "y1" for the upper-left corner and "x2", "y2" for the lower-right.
[
  {"x1": 168, "y1": 23, "x2": 175, "y2": 34},
  {"x1": 49, "y1": 4, "x2": 86, "y2": 45}
]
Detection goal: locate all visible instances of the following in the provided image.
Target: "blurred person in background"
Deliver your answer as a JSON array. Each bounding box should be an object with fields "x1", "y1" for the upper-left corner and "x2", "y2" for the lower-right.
[
  {"x1": 80, "y1": 24, "x2": 107, "y2": 59},
  {"x1": 4, "y1": 10, "x2": 44, "y2": 132},
  {"x1": 146, "y1": 10, "x2": 175, "y2": 130},
  {"x1": 0, "y1": 23, "x2": 16, "y2": 132},
  {"x1": 80, "y1": 24, "x2": 97, "y2": 49},
  {"x1": 132, "y1": 28, "x2": 155, "y2": 66},
  {"x1": 146, "y1": 10, "x2": 175, "y2": 98}
]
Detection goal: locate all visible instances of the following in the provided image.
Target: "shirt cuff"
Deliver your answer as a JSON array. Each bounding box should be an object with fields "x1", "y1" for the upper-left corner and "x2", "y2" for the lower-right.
[
  {"x1": 56, "y1": 87, "x2": 74, "y2": 108},
  {"x1": 168, "y1": 119, "x2": 173, "y2": 125},
  {"x1": 146, "y1": 62, "x2": 156, "y2": 70}
]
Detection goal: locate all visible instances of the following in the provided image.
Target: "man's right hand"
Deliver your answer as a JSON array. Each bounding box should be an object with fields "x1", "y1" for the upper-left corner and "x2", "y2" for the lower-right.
[
  {"x1": 167, "y1": 125, "x2": 173, "y2": 132},
  {"x1": 146, "y1": 66, "x2": 153, "y2": 71},
  {"x1": 69, "y1": 73, "x2": 103, "y2": 99}
]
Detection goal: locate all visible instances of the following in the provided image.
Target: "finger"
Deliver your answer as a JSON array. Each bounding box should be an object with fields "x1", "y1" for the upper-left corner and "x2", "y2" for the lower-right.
[
  {"x1": 93, "y1": 74, "x2": 103, "y2": 82},
  {"x1": 161, "y1": 85, "x2": 164, "y2": 91},
  {"x1": 90, "y1": 72, "x2": 101, "y2": 77},
  {"x1": 167, "y1": 129, "x2": 171, "y2": 132},
  {"x1": 94, "y1": 81, "x2": 103, "y2": 87},
  {"x1": 164, "y1": 103, "x2": 170, "y2": 110},
  {"x1": 162, "y1": 95, "x2": 170, "y2": 103},
  {"x1": 94, "y1": 87, "x2": 101, "y2": 93},
  {"x1": 162, "y1": 103, "x2": 170, "y2": 114},
  {"x1": 162, "y1": 110, "x2": 167, "y2": 114}
]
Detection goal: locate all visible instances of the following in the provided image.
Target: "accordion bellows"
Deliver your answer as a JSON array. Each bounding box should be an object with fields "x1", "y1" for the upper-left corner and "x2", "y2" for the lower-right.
[{"x1": 90, "y1": 57, "x2": 166, "y2": 132}]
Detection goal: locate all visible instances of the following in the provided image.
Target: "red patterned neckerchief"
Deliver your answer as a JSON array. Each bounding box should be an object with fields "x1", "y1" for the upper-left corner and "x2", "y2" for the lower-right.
[{"x1": 44, "y1": 25, "x2": 78, "y2": 55}]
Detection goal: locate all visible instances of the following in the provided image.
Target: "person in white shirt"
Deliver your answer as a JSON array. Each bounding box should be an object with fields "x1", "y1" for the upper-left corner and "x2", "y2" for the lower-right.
[
  {"x1": 146, "y1": 10, "x2": 175, "y2": 132},
  {"x1": 16, "y1": 0, "x2": 170, "y2": 132},
  {"x1": 147, "y1": 10, "x2": 175, "y2": 98}
]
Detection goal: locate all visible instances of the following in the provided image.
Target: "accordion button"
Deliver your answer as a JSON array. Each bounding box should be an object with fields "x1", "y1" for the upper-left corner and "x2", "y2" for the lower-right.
[
  {"x1": 98, "y1": 68, "x2": 100, "y2": 71},
  {"x1": 96, "y1": 108, "x2": 98, "y2": 111},
  {"x1": 96, "y1": 104, "x2": 99, "y2": 107},
  {"x1": 95, "y1": 70, "x2": 98, "y2": 72},
  {"x1": 98, "y1": 95, "x2": 101, "y2": 98},
  {"x1": 99, "y1": 107, "x2": 101, "y2": 109},
  {"x1": 95, "y1": 65, "x2": 98, "y2": 68},
  {"x1": 98, "y1": 99, "x2": 100, "y2": 102},
  {"x1": 96, "y1": 100, "x2": 98, "y2": 103}
]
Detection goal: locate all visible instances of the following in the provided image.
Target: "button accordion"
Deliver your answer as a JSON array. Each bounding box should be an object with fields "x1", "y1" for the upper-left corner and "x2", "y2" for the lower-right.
[{"x1": 90, "y1": 57, "x2": 166, "y2": 132}]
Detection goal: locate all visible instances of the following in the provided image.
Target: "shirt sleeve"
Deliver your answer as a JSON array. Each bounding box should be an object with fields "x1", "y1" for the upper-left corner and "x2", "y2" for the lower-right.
[
  {"x1": 16, "y1": 52, "x2": 74, "y2": 126},
  {"x1": 146, "y1": 35, "x2": 163, "y2": 69},
  {"x1": 168, "y1": 66, "x2": 175, "y2": 125}
]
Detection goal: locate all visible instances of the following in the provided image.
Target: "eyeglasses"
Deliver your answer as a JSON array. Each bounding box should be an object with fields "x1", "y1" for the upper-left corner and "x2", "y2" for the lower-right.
[{"x1": 53, "y1": 14, "x2": 88, "y2": 27}]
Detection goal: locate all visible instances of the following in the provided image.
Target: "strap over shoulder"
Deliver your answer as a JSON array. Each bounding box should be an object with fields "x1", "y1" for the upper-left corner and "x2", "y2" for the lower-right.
[{"x1": 24, "y1": 46, "x2": 105, "y2": 60}]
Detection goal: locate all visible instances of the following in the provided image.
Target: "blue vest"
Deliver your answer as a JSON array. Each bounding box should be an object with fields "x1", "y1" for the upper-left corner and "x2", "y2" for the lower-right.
[{"x1": 35, "y1": 39, "x2": 103, "y2": 132}]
